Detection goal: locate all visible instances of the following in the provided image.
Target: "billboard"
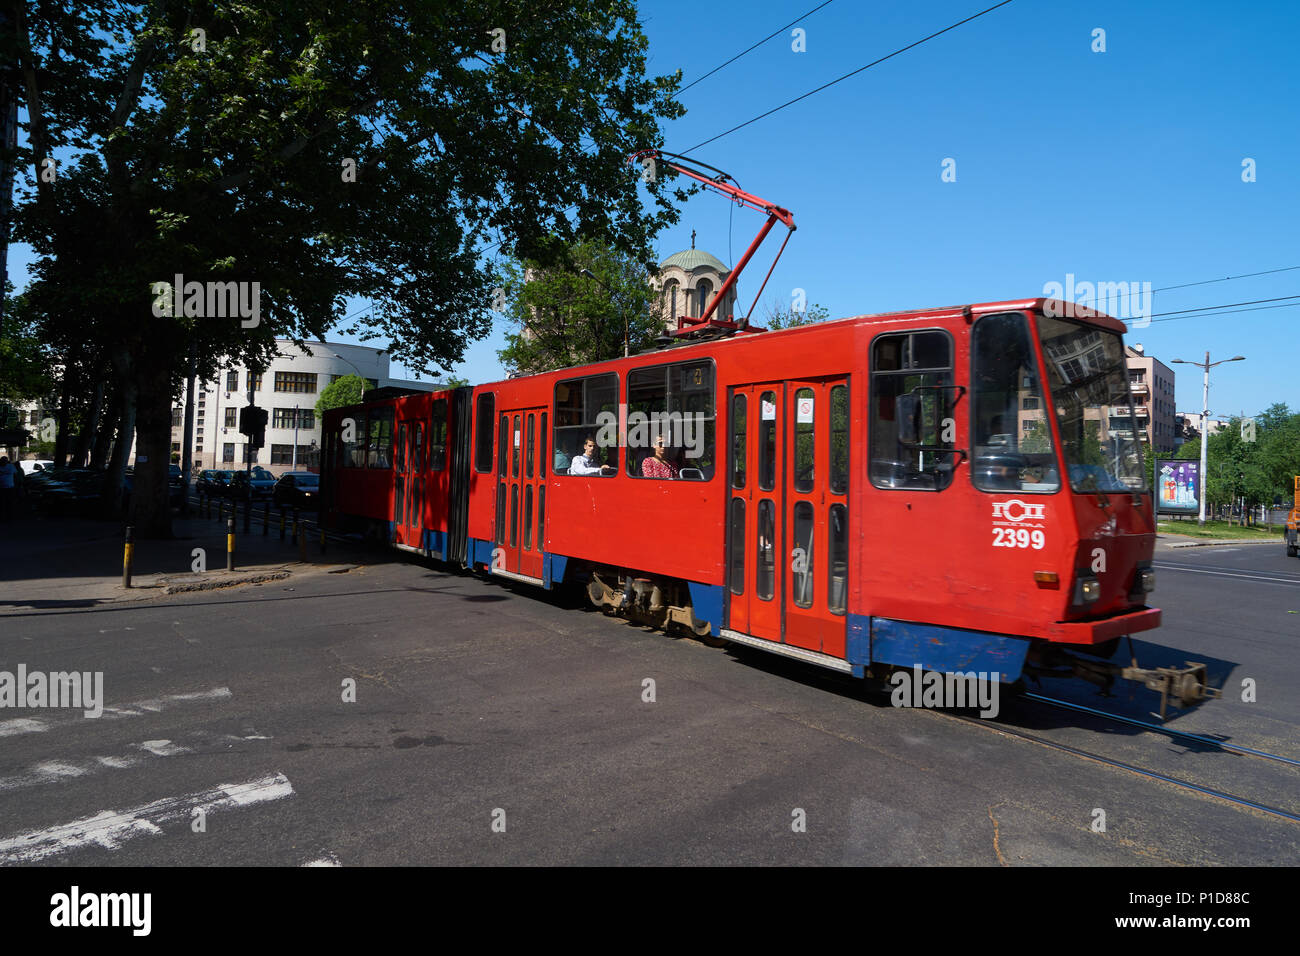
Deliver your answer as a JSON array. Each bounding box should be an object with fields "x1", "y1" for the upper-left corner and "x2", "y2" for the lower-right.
[{"x1": 1156, "y1": 459, "x2": 1201, "y2": 514}]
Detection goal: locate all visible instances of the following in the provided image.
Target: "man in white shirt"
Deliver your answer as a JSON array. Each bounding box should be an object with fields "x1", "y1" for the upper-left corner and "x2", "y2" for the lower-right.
[{"x1": 569, "y1": 438, "x2": 614, "y2": 476}]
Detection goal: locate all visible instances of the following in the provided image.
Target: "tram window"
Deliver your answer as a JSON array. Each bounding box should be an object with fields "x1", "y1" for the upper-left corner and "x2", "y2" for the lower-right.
[
  {"x1": 830, "y1": 385, "x2": 849, "y2": 494},
  {"x1": 366, "y1": 407, "x2": 394, "y2": 469},
  {"x1": 554, "y1": 373, "x2": 619, "y2": 476},
  {"x1": 526, "y1": 414, "x2": 535, "y2": 479},
  {"x1": 731, "y1": 393, "x2": 746, "y2": 489},
  {"x1": 495, "y1": 482, "x2": 506, "y2": 545},
  {"x1": 971, "y1": 312, "x2": 1060, "y2": 493},
  {"x1": 341, "y1": 416, "x2": 363, "y2": 468},
  {"x1": 498, "y1": 415, "x2": 508, "y2": 478},
  {"x1": 869, "y1": 330, "x2": 955, "y2": 491},
  {"x1": 524, "y1": 486, "x2": 534, "y2": 550},
  {"x1": 474, "y1": 393, "x2": 495, "y2": 473},
  {"x1": 394, "y1": 426, "x2": 406, "y2": 525},
  {"x1": 429, "y1": 399, "x2": 447, "y2": 471},
  {"x1": 512, "y1": 414, "x2": 521, "y2": 478},
  {"x1": 828, "y1": 504, "x2": 848, "y2": 615},
  {"x1": 537, "y1": 485, "x2": 545, "y2": 550},
  {"x1": 756, "y1": 499, "x2": 775, "y2": 601},
  {"x1": 729, "y1": 498, "x2": 745, "y2": 595},
  {"x1": 510, "y1": 484, "x2": 519, "y2": 547},
  {"x1": 626, "y1": 359, "x2": 715, "y2": 480},
  {"x1": 540, "y1": 413, "x2": 547, "y2": 478},
  {"x1": 759, "y1": 391, "x2": 777, "y2": 491},
  {"x1": 412, "y1": 422, "x2": 424, "y2": 473},
  {"x1": 411, "y1": 424, "x2": 424, "y2": 522},
  {"x1": 792, "y1": 501, "x2": 815, "y2": 608},
  {"x1": 794, "y1": 388, "x2": 814, "y2": 492}
]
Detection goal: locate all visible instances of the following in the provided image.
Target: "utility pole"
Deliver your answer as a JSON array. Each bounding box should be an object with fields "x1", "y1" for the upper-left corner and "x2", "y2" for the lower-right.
[
  {"x1": 293, "y1": 404, "x2": 299, "y2": 469},
  {"x1": 180, "y1": 342, "x2": 196, "y2": 514},
  {"x1": 1171, "y1": 351, "x2": 1245, "y2": 527}
]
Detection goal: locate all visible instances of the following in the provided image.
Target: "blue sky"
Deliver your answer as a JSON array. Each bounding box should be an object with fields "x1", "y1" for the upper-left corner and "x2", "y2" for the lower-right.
[{"x1": 10, "y1": 1, "x2": 1298, "y2": 420}]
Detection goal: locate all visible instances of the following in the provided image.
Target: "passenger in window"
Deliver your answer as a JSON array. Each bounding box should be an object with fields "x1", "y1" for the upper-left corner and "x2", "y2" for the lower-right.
[
  {"x1": 640, "y1": 436, "x2": 679, "y2": 479},
  {"x1": 569, "y1": 438, "x2": 614, "y2": 476}
]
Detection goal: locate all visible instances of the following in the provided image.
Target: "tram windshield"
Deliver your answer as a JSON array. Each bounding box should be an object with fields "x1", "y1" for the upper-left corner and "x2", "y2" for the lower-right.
[{"x1": 1036, "y1": 314, "x2": 1146, "y2": 493}]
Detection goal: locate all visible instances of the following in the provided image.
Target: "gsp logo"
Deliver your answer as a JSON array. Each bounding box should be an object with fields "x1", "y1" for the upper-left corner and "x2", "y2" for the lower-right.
[{"x1": 991, "y1": 499, "x2": 1046, "y2": 523}]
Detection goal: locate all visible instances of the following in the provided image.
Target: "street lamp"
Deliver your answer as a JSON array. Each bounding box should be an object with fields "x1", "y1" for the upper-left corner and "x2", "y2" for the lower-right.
[
  {"x1": 1171, "y1": 352, "x2": 1245, "y2": 526},
  {"x1": 332, "y1": 353, "x2": 367, "y2": 398},
  {"x1": 580, "y1": 268, "x2": 627, "y2": 358}
]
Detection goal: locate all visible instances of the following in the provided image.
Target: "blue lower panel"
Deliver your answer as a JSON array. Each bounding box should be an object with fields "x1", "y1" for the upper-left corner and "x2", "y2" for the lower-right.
[
  {"x1": 544, "y1": 554, "x2": 568, "y2": 589},
  {"x1": 423, "y1": 529, "x2": 447, "y2": 561},
  {"x1": 687, "y1": 582, "x2": 723, "y2": 637},
  {"x1": 869, "y1": 618, "x2": 1030, "y2": 682},
  {"x1": 469, "y1": 537, "x2": 495, "y2": 569},
  {"x1": 387, "y1": 520, "x2": 396, "y2": 545}
]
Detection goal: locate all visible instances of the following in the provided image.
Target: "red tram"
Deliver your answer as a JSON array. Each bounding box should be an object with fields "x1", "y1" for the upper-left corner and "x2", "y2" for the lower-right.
[{"x1": 321, "y1": 298, "x2": 1216, "y2": 707}]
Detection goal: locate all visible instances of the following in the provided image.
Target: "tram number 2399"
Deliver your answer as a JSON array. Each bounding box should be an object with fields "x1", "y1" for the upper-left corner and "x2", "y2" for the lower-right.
[{"x1": 992, "y1": 527, "x2": 1045, "y2": 549}]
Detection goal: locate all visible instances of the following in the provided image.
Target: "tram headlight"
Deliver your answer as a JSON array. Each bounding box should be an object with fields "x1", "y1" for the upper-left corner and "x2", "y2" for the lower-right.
[
  {"x1": 1138, "y1": 568, "x2": 1156, "y2": 593},
  {"x1": 1073, "y1": 573, "x2": 1102, "y2": 605}
]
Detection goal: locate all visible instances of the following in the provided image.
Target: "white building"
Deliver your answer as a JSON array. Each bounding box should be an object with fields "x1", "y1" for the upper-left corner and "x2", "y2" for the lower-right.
[{"x1": 173, "y1": 339, "x2": 438, "y2": 473}]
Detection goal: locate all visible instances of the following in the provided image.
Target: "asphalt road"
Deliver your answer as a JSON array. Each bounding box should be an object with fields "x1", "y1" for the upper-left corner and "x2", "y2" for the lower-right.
[{"x1": 0, "y1": 541, "x2": 1296, "y2": 866}]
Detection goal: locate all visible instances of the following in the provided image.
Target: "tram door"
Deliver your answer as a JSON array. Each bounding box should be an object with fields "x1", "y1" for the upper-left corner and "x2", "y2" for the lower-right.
[
  {"x1": 727, "y1": 378, "x2": 850, "y2": 658},
  {"x1": 393, "y1": 418, "x2": 425, "y2": 548},
  {"x1": 494, "y1": 407, "x2": 546, "y2": 579}
]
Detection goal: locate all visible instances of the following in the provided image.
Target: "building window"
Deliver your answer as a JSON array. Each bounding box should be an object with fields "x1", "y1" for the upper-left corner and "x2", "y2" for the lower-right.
[
  {"x1": 274, "y1": 371, "x2": 318, "y2": 393},
  {"x1": 625, "y1": 360, "x2": 715, "y2": 480},
  {"x1": 273, "y1": 408, "x2": 313, "y2": 429},
  {"x1": 248, "y1": 372, "x2": 263, "y2": 391},
  {"x1": 270, "y1": 444, "x2": 315, "y2": 465},
  {"x1": 225, "y1": 408, "x2": 237, "y2": 428},
  {"x1": 226, "y1": 371, "x2": 239, "y2": 392},
  {"x1": 554, "y1": 373, "x2": 620, "y2": 476},
  {"x1": 222, "y1": 443, "x2": 235, "y2": 463},
  {"x1": 171, "y1": 407, "x2": 183, "y2": 427}
]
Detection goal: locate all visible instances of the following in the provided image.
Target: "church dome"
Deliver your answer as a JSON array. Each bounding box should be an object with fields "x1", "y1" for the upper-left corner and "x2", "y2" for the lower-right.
[{"x1": 660, "y1": 249, "x2": 729, "y2": 274}]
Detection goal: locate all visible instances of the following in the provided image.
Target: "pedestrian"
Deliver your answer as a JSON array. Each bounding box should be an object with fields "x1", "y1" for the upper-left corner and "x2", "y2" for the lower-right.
[{"x1": 0, "y1": 456, "x2": 16, "y2": 521}]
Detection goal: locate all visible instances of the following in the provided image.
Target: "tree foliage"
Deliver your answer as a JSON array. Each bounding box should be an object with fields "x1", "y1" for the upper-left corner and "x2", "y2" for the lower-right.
[
  {"x1": 761, "y1": 298, "x2": 830, "y2": 330},
  {"x1": 6, "y1": 1, "x2": 685, "y2": 534},
  {"x1": 1172, "y1": 404, "x2": 1300, "y2": 508},
  {"x1": 498, "y1": 236, "x2": 667, "y2": 374},
  {"x1": 315, "y1": 374, "x2": 366, "y2": 417}
]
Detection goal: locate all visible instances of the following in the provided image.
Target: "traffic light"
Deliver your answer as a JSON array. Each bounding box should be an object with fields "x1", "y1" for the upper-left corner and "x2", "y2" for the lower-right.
[{"x1": 239, "y1": 405, "x2": 268, "y2": 448}]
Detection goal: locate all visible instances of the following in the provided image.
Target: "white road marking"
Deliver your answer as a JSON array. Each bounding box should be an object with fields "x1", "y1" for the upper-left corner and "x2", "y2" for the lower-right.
[
  {"x1": 0, "y1": 718, "x2": 48, "y2": 738},
  {"x1": 0, "y1": 772, "x2": 294, "y2": 864},
  {"x1": 303, "y1": 852, "x2": 341, "y2": 867},
  {"x1": 1154, "y1": 564, "x2": 1300, "y2": 587},
  {"x1": 0, "y1": 686, "x2": 232, "y2": 739},
  {"x1": 138, "y1": 740, "x2": 190, "y2": 757}
]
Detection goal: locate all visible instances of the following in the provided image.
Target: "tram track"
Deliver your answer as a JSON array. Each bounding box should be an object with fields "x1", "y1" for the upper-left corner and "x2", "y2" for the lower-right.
[{"x1": 923, "y1": 701, "x2": 1300, "y2": 826}]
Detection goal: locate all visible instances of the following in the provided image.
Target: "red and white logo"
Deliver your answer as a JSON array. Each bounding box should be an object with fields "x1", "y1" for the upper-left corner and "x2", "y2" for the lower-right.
[{"x1": 991, "y1": 499, "x2": 1046, "y2": 523}]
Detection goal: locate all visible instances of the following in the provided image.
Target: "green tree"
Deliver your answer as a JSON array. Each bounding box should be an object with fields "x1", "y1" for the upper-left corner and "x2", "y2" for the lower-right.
[
  {"x1": 762, "y1": 298, "x2": 830, "y2": 330},
  {"x1": 315, "y1": 375, "x2": 367, "y2": 417},
  {"x1": 9, "y1": 1, "x2": 685, "y2": 535},
  {"x1": 444, "y1": 375, "x2": 470, "y2": 388},
  {"x1": 498, "y1": 236, "x2": 666, "y2": 374}
]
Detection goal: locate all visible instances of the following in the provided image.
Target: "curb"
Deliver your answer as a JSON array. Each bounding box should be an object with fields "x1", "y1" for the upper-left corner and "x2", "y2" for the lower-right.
[{"x1": 1166, "y1": 539, "x2": 1281, "y2": 549}]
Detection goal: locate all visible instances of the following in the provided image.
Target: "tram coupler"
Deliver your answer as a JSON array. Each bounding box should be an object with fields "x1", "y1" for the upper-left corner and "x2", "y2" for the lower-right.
[{"x1": 1026, "y1": 645, "x2": 1220, "y2": 719}]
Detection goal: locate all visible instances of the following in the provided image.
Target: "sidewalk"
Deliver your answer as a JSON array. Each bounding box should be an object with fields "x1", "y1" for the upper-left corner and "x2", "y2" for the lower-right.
[{"x1": 0, "y1": 502, "x2": 367, "y2": 616}]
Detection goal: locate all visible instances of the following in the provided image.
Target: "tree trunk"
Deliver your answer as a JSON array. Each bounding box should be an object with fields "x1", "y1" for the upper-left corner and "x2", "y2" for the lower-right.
[
  {"x1": 52, "y1": 368, "x2": 72, "y2": 466},
  {"x1": 127, "y1": 360, "x2": 174, "y2": 538},
  {"x1": 103, "y1": 373, "x2": 135, "y2": 520},
  {"x1": 90, "y1": 387, "x2": 118, "y2": 471},
  {"x1": 73, "y1": 374, "x2": 106, "y2": 468}
]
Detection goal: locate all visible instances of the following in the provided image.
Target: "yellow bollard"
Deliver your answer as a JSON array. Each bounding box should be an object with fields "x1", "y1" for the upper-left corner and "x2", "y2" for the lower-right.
[
  {"x1": 227, "y1": 518, "x2": 235, "y2": 572},
  {"x1": 122, "y1": 526, "x2": 135, "y2": 588}
]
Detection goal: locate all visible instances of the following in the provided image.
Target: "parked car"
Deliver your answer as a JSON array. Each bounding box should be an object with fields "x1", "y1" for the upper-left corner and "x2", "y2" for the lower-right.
[
  {"x1": 273, "y1": 472, "x2": 321, "y2": 510},
  {"x1": 19, "y1": 459, "x2": 54, "y2": 476},
  {"x1": 168, "y1": 464, "x2": 184, "y2": 506},
  {"x1": 228, "y1": 466, "x2": 277, "y2": 499},
  {"x1": 196, "y1": 469, "x2": 233, "y2": 497}
]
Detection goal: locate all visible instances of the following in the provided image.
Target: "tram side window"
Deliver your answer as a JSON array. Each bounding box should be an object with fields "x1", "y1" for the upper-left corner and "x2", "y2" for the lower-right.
[
  {"x1": 474, "y1": 393, "x2": 495, "y2": 473},
  {"x1": 341, "y1": 415, "x2": 363, "y2": 468},
  {"x1": 625, "y1": 359, "x2": 715, "y2": 480},
  {"x1": 429, "y1": 399, "x2": 448, "y2": 472},
  {"x1": 553, "y1": 373, "x2": 619, "y2": 476},
  {"x1": 869, "y1": 330, "x2": 955, "y2": 491},
  {"x1": 972, "y1": 312, "x2": 1060, "y2": 493},
  {"x1": 366, "y1": 407, "x2": 394, "y2": 469}
]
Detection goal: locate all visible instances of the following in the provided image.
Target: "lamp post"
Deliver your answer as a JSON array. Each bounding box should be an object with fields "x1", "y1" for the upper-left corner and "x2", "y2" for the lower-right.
[
  {"x1": 332, "y1": 352, "x2": 367, "y2": 398},
  {"x1": 580, "y1": 268, "x2": 627, "y2": 358},
  {"x1": 1171, "y1": 352, "x2": 1245, "y2": 526}
]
